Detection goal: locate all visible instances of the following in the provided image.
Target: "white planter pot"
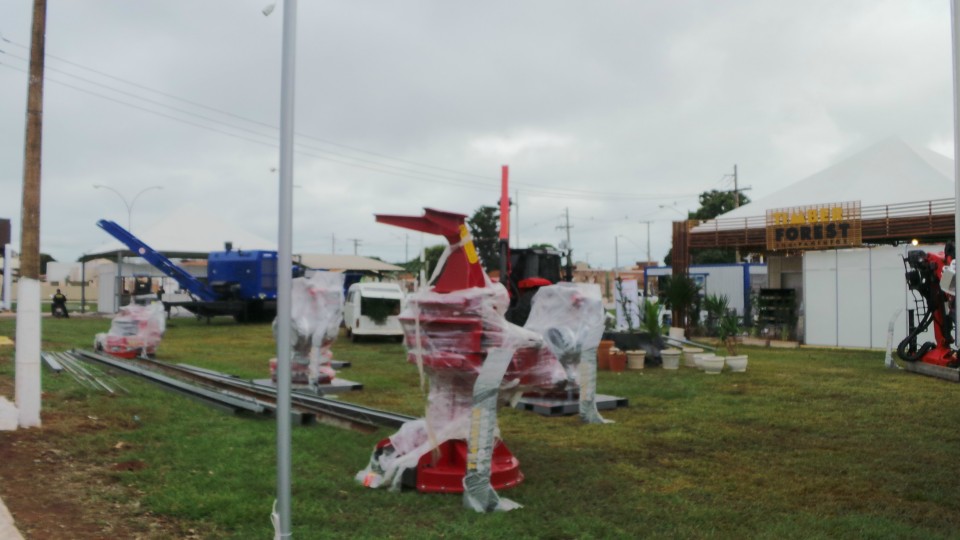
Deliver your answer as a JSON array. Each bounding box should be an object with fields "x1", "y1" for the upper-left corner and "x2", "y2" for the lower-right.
[
  {"x1": 660, "y1": 349, "x2": 681, "y2": 370},
  {"x1": 668, "y1": 327, "x2": 685, "y2": 340},
  {"x1": 725, "y1": 355, "x2": 748, "y2": 372},
  {"x1": 626, "y1": 350, "x2": 646, "y2": 370},
  {"x1": 694, "y1": 353, "x2": 717, "y2": 370},
  {"x1": 682, "y1": 347, "x2": 704, "y2": 368},
  {"x1": 702, "y1": 356, "x2": 724, "y2": 374}
]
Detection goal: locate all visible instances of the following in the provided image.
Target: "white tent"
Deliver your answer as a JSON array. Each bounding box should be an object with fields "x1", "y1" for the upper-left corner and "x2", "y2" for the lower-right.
[
  {"x1": 710, "y1": 137, "x2": 954, "y2": 224},
  {"x1": 84, "y1": 204, "x2": 275, "y2": 260},
  {"x1": 297, "y1": 254, "x2": 403, "y2": 272}
]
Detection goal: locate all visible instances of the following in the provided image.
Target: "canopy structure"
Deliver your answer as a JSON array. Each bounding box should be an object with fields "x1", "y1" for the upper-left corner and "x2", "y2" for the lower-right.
[
  {"x1": 712, "y1": 137, "x2": 954, "y2": 223},
  {"x1": 81, "y1": 205, "x2": 275, "y2": 262},
  {"x1": 298, "y1": 254, "x2": 403, "y2": 273},
  {"x1": 682, "y1": 138, "x2": 956, "y2": 252}
]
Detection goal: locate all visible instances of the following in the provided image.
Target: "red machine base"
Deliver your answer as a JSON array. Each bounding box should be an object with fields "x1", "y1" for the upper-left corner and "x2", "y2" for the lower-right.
[
  {"x1": 921, "y1": 346, "x2": 958, "y2": 368},
  {"x1": 397, "y1": 438, "x2": 523, "y2": 493}
]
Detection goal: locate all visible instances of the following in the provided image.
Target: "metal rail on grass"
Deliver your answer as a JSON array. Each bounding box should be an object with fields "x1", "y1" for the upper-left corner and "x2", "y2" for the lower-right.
[
  {"x1": 169, "y1": 361, "x2": 415, "y2": 430},
  {"x1": 68, "y1": 350, "x2": 416, "y2": 431},
  {"x1": 73, "y1": 349, "x2": 268, "y2": 415}
]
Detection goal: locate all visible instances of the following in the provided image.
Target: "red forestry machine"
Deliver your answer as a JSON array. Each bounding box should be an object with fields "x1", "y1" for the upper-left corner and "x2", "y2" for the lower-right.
[
  {"x1": 496, "y1": 166, "x2": 571, "y2": 326},
  {"x1": 897, "y1": 243, "x2": 959, "y2": 375}
]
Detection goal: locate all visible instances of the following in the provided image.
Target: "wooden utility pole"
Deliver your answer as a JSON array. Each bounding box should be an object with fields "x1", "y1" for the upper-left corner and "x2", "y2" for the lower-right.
[
  {"x1": 15, "y1": 0, "x2": 47, "y2": 429},
  {"x1": 21, "y1": 0, "x2": 46, "y2": 280}
]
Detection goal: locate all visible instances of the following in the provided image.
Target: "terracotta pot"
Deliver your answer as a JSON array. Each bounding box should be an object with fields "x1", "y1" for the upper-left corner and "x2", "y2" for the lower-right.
[
  {"x1": 609, "y1": 350, "x2": 627, "y2": 372},
  {"x1": 597, "y1": 340, "x2": 614, "y2": 370}
]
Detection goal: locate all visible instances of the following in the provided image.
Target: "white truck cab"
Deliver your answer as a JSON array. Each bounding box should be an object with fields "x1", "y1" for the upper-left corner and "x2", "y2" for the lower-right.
[{"x1": 343, "y1": 282, "x2": 405, "y2": 342}]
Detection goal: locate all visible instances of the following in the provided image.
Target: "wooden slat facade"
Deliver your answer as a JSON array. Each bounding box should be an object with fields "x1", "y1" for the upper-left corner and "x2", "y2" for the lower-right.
[{"x1": 683, "y1": 198, "x2": 956, "y2": 252}]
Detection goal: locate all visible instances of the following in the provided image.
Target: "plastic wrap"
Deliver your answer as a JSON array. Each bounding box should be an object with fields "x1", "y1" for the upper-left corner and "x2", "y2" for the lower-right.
[
  {"x1": 523, "y1": 282, "x2": 605, "y2": 389},
  {"x1": 357, "y1": 282, "x2": 567, "y2": 493},
  {"x1": 271, "y1": 272, "x2": 344, "y2": 386},
  {"x1": 94, "y1": 302, "x2": 167, "y2": 358},
  {"x1": 403, "y1": 283, "x2": 567, "y2": 418}
]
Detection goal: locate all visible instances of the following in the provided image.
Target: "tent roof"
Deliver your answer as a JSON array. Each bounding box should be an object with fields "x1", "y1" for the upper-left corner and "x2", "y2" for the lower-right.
[
  {"x1": 712, "y1": 137, "x2": 954, "y2": 223},
  {"x1": 82, "y1": 204, "x2": 275, "y2": 261},
  {"x1": 298, "y1": 254, "x2": 403, "y2": 272}
]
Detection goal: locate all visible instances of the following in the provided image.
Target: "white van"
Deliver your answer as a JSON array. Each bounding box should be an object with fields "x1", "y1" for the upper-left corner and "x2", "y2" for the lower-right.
[{"x1": 343, "y1": 282, "x2": 405, "y2": 342}]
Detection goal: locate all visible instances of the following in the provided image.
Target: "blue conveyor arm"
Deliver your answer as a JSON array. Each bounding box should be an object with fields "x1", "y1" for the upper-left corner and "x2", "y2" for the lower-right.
[{"x1": 96, "y1": 219, "x2": 218, "y2": 302}]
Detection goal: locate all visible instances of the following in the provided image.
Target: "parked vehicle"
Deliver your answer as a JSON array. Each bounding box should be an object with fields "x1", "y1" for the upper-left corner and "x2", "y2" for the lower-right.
[{"x1": 343, "y1": 282, "x2": 404, "y2": 342}]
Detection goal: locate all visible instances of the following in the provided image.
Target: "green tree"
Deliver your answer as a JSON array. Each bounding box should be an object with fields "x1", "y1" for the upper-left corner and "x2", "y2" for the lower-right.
[
  {"x1": 467, "y1": 205, "x2": 500, "y2": 272},
  {"x1": 403, "y1": 244, "x2": 446, "y2": 279},
  {"x1": 663, "y1": 189, "x2": 751, "y2": 265},
  {"x1": 691, "y1": 189, "x2": 749, "y2": 220}
]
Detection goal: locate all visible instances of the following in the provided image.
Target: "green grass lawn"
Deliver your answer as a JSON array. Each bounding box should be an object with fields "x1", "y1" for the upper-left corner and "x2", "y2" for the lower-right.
[{"x1": 1, "y1": 316, "x2": 959, "y2": 539}]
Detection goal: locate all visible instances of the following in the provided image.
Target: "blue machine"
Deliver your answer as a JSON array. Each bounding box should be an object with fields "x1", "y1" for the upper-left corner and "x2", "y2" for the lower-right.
[{"x1": 97, "y1": 219, "x2": 294, "y2": 321}]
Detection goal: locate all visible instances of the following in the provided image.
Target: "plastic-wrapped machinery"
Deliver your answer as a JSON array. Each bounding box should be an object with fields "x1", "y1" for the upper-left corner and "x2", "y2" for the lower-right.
[
  {"x1": 94, "y1": 302, "x2": 167, "y2": 359},
  {"x1": 523, "y1": 282, "x2": 608, "y2": 424},
  {"x1": 270, "y1": 272, "x2": 345, "y2": 386},
  {"x1": 356, "y1": 208, "x2": 568, "y2": 512}
]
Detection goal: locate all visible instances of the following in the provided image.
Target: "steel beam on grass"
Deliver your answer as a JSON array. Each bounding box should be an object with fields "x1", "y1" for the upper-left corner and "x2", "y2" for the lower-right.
[
  {"x1": 172, "y1": 362, "x2": 415, "y2": 429},
  {"x1": 74, "y1": 350, "x2": 267, "y2": 414},
  {"x1": 39, "y1": 352, "x2": 63, "y2": 373}
]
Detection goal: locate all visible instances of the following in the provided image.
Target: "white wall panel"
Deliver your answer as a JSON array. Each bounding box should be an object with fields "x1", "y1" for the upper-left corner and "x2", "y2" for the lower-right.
[
  {"x1": 803, "y1": 250, "x2": 838, "y2": 346},
  {"x1": 836, "y1": 249, "x2": 871, "y2": 348}
]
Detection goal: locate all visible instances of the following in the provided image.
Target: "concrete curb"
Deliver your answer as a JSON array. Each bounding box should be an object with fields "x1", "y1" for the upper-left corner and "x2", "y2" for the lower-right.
[{"x1": 0, "y1": 495, "x2": 24, "y2": 540}]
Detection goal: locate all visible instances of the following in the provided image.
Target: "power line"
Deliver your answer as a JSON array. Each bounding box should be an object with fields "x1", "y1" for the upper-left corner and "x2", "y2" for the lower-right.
[{"x1": 0, "y1": 43, "x2": 700, "y2": 201}]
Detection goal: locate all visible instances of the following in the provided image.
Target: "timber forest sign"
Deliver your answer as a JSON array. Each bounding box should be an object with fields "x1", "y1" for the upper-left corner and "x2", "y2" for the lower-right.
[{"x1": 765, "y1": 201, "x2": 862, "y2": 251}]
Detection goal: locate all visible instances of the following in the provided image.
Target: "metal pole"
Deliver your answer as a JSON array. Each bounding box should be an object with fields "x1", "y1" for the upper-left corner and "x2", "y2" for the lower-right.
[
  {"x1": 646, "y1": 222, "x2": 651, "y2": 264},
  {"x1": 80, "y1": 256, "x2": 86, "y2": 313},
  {"x1": 94, "y1": 185, "x2": 162, "y2": 311},
  {"x1": 499, "y1": 166, "x2": 509, "y2": 282},
  {"x1": 564, "y1": 207, "x2": 573, "y2": 280},
  {"x1": 514, "y1": 189, "x2": 519, "y2": 248},
  {"x1": 94, "y1": 185, "x2": 162, "y2": 233},
  {"x1": 1, "y1": 244, "x2": 12, "y2": 310},
  {"x1": 275, "y1": 0, "x2": 297, "y2": 537},
  {"x1": 952, "y1": 0, "x2": 960, "y2": 350},
  {"x1": 614, "y1": 236, "x2": 619, "y2": 277}
]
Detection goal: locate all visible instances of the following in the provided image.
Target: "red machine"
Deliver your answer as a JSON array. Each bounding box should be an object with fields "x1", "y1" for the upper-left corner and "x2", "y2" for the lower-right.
[
  {"x1": 358, "y1": 208, "x2": 564, "y2": 493},
  {"x1": 898, "y1": 245, "x2": 958, "y2": 368}
]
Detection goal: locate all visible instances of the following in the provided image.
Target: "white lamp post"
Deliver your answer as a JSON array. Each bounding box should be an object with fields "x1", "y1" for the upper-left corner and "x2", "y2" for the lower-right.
[
  {"x1": 93, "y1": 184, "x2": 163, "y2": 232},
  {"x1": 93, "y1": 185, "x2": 162, "y2": 311}
]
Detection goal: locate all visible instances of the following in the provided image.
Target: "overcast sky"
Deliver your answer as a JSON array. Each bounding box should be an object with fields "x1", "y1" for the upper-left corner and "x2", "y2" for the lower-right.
[{"x1": 0, "y1": 1, "x2": 954, "y2": 270}]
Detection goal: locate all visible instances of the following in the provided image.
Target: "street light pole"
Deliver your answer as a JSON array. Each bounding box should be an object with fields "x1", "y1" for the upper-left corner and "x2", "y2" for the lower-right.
[
  {"x1": 614, "y1": 235, "x2": 620, "y2": 277},
  {"x1": 93, "y1": 185, "x2": 162, "y2": 312},
  {"x1": 658, "y1": 203, "x2": 687, "y2": 218},
  {"x1": 93, "y1": 184, "x2": 163, "y2": 232}
]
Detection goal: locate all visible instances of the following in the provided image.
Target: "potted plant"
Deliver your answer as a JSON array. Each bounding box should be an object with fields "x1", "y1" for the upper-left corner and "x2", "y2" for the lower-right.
[
  {"x1": 661, "y1": 274, "x2": 701, "y2": 338},
  {"x1": 718, "y1": 312, "x2": 748, "y2": 372},
  {"x1": 702, "y1": 294, "x2": 730, "y2": 337},
  {"x1": 603, "y1": 278, "x2": 643, "y2": 351}
]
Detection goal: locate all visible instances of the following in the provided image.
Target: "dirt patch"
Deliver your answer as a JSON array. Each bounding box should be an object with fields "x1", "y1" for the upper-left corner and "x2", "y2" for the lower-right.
[
  {"x1": 112, "y1": 460, "x2": 148, "y2": 472},
  {"x1": 0, "y1": 409, "x2": 193, "y2": 539}
]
